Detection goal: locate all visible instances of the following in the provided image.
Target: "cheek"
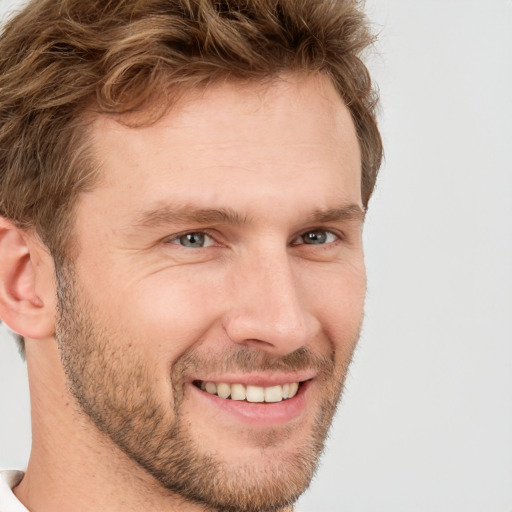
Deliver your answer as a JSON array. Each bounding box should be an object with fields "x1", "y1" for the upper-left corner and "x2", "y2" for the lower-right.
[
  {"x1": 303, "y1": 260, "x2": 366, "y2": 350},
  {"x1": 109, "y1": 268, "x2": 224, "y2": 358}
]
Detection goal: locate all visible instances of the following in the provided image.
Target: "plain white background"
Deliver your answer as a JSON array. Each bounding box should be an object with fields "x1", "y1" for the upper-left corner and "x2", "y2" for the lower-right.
[{"x1": 1, "y1": 1, "x2": 511, "y2": 511}]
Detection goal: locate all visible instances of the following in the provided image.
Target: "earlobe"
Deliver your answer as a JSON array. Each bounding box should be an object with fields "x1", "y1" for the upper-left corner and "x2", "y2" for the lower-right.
[{"x1": 0, "y1": 218, "x2": 56, "y2": 339}]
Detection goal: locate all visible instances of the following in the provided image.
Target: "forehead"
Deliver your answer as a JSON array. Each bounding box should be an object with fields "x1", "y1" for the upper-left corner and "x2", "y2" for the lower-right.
[{"x1": 86, "y1": 73, "x2": 362, "y2": 220}]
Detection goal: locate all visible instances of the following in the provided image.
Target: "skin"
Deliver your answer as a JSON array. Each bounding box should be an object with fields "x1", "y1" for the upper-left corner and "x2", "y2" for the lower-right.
[{"x1": 0, "y1": 73, "x2": 365, "y2": 511}]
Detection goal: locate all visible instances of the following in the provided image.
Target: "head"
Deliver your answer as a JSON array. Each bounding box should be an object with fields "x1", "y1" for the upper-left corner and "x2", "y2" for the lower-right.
[{"x1": 0, "y1": 1, "x2": 382, "y2": 511}]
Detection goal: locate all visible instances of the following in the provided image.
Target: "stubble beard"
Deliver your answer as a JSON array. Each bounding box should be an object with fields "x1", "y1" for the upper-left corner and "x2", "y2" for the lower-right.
[{"x1": 54, "y1": 263, "x2": 358, "y2": 512}]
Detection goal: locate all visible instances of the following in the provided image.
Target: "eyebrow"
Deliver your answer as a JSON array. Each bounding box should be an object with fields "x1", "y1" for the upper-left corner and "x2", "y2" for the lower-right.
[
  {"x1": 305, "y1": 204, "x2": 366, "y2": 224},
  {"x1": 131, "y1": 203, "x2": 365, "y2": 229},
  {"x1": 133, "y1": 205, "x2": 249, "y2": 228}
]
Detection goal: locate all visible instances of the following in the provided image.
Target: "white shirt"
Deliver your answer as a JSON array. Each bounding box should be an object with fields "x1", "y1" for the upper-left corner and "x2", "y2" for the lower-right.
[{"x1": 0, "y1": 471, "x2": 27, "y2": 512}]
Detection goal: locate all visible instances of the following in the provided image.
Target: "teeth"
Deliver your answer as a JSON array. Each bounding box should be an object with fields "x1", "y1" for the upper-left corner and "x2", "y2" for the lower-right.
[
  {"x1": 217, "y1": 382, "x2": 231, "y2": 399},
  {"x1": 199, "y1": 381, "x2": 300, "y2": 402},
  {"x1": 264, "y1": 385, "x2": 283, "y2": 403},
  {"x1": 246, "y1": 385, "x2": 265, "y2": 403},
  {"x1": 288, "y1": 382, "x2": 299, "y2": 398},
  {"x1": 205, "y1": 382, "x2": 217, "y2": 394},
  {"x1": 231, "y1": 383, "x2": 246, "y2": 401}
]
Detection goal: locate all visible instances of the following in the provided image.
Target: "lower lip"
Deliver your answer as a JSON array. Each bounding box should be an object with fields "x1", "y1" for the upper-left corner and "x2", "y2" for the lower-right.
[{"x1": 189, "y1": 381, "x2": 311, "y2": 426}]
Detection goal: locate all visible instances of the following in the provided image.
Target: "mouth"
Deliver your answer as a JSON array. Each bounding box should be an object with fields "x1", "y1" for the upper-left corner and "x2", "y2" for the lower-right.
[
  {"x1": 188, "y1": 374, "x2": 315, "y2": 425},
  {"x1": 192, "y1": 379, "x2": 307, "y2": 403}
]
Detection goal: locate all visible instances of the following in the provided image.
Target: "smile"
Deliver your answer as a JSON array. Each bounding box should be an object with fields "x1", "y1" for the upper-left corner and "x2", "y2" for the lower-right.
[{"x1": 194, "y1": 380, "x2": 300, "y2": 403}]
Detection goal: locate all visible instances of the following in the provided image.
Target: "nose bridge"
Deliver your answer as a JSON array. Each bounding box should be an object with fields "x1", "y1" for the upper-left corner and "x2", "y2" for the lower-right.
[{"x1": 224, "y1": 244, "x2": 313, "y2": 353}]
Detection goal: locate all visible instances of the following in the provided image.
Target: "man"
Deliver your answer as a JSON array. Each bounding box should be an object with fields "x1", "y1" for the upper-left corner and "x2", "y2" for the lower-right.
[{"x1": 0, "y1": 0, "x2": 382, "y2": 510}]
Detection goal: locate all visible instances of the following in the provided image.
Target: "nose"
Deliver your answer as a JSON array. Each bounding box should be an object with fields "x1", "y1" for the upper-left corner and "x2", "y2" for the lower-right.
[{"x1": 223, "y1": 248, "x2": 318, "y2": 355}]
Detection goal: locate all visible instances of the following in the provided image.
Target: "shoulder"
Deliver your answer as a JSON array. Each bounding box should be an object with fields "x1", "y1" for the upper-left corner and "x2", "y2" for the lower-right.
[{"x1": 0, "y1": 470, "x2": 27, "y2": 512}]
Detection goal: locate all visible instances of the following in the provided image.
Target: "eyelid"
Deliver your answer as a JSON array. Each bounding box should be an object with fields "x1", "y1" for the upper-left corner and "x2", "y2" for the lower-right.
[
  {"x1": 164, "y1": 230, "x2": 217, "y2": 247},
  {"x1": 161, "y1": 227, "x2": 345, "y2": 247},
  {"x1": 290, "y1": 228, "x2": 344, "y2": 246}
]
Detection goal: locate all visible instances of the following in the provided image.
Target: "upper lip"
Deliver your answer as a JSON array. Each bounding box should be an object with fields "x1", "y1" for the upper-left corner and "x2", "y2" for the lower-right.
[{"x1": 189, "y1": 371, "x2": 316, "y2": 388}]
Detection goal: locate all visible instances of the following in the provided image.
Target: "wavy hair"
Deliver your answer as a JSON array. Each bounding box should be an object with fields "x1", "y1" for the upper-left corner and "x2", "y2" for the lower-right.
[{"x1": 0, "y1": 0, "x2": 382, "y2": 262}]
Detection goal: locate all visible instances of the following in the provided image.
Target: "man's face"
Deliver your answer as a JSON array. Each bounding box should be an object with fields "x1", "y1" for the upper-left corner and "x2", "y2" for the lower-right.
[{"x1": 55, "y1": 74, "x2": 365, "y2": 511}]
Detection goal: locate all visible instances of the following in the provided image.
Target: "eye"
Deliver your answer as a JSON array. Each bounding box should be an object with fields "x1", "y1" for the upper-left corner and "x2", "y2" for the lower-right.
[
  {"x1": 168, "y1": 232, "x2": 215, "y2": 248},
  {"x1": 292, "y1": 229, "x2": 339, "y2": 245}
]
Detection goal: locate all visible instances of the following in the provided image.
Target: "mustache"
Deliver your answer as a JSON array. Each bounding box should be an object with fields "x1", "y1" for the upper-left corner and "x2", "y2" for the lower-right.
[{"x1": 172, "y1": 345, "x2": 335, "y2": 377}]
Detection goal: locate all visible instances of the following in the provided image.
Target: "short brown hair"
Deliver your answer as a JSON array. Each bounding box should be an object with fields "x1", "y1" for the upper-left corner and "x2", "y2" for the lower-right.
[{"x1": 0, "y1": 0, "x2": 381, "y2": 262}]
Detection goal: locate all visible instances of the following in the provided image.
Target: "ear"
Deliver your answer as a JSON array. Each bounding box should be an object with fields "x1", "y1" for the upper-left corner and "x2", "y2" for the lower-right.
[{"x1": 0, "y1": 217, "x2": 56, "y2": 339}]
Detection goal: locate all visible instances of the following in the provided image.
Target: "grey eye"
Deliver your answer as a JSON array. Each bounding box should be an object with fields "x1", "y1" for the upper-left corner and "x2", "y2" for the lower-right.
[
  {"x1": 172, "y1": 232, "x2": 211, "y2": 248},
  {"x1": 303, "y1": 230, "x2": 327, "y2": 244},
  {"x1": 294, "y1": 230, "x2": 337, "y2": 245}
]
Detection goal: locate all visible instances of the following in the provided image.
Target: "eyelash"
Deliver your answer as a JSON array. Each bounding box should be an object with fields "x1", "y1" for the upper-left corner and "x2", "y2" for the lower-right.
[
  {"x1": 165, "y1": 228, "x2": 343, "y2": 249},
  {"x1": 166, "y1": 231, "x2": 217, "y2": 249},
  {"x1": 290, "y1": 229, "x2": 340, "y2": 246}
]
